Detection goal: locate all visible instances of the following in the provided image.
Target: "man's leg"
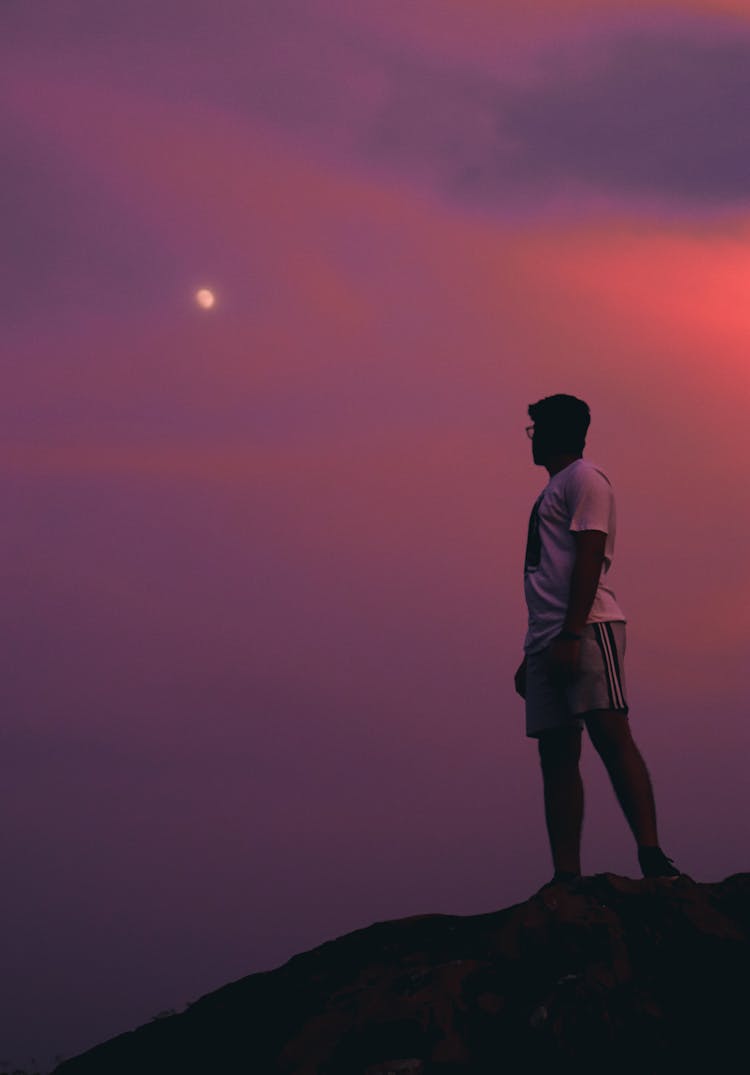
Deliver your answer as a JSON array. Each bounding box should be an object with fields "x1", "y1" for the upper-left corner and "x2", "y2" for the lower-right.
[
  {"x1": 584, "y1": 709, "x2": 658, "y2": 847},
  {"x1": 537, "y1": 726, "x2": 584, "y2": 875}
]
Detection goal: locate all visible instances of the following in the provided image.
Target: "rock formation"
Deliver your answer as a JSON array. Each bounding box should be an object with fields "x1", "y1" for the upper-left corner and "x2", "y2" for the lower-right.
[{"x1": 53, "y1": 872, "x2": 749, "y2": 1073}]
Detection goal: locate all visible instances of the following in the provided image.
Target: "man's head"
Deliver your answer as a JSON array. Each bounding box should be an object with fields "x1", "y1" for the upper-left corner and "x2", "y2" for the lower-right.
[{"x1": 527, "y1": 394, "x2": 590, "y2": 466}]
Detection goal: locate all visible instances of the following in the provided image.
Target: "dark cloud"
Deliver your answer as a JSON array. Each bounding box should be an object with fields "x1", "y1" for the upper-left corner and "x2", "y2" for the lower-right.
[
  {"x1": 499, "y1": 28, "x2": 750, "y2": 204},
  {"x1": 5, "y1": 0, "x2": 750, "y2": 266},
  {"x1": 351, "y1": 20, "x2": 750, "y2": 210},
  {"x1": 171, "y1": 10, "x2": 750, "y2": 210}
]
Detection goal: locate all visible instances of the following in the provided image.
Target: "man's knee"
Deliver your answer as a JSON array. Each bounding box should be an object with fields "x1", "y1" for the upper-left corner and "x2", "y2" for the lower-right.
[
  {"x1": 538, "y1": 726, "x2": 582, "y2": 770},
  {"x1": 584, "y1": 708, "x2": 632, "y2": 759}
]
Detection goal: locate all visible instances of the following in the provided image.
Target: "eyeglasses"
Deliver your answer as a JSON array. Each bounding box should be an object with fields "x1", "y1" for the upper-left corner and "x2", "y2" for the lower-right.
[{"x1": 525, "y1": 425, "x2": 535, "y2": 439}]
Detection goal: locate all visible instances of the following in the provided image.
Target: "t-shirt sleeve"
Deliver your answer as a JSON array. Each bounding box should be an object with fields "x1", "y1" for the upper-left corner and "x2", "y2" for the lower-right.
[{"x1": 567, "y1": 467, "x2": 613, "y2": 533}]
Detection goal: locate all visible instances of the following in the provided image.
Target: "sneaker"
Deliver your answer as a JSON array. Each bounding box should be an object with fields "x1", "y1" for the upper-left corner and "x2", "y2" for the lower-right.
[
  {"x1": 539, "y1": 870, "x2": 581, "y2": 891},
  {"x1": 552, "y1": 870, "x2": 582, "y2": 883},
  {"x1": 638, "y1": 845, "x2": 681, "y2": 879}
]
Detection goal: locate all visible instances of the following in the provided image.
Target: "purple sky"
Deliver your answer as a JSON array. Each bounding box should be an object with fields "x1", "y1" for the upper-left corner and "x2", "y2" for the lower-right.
[{"x1": 3, "y1": 2, "x2": 750, "y2": 1069}]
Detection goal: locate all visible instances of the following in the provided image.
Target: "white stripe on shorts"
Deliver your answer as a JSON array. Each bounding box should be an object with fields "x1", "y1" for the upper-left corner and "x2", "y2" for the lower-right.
[{"x1": 594, "y1": 622, "x2": 625, "y2": 708}]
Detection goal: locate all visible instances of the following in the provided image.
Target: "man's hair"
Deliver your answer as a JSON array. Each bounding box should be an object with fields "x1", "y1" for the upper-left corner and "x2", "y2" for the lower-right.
[{"x1": 528, "y1": 394, "x2": 590, "y2": 454}]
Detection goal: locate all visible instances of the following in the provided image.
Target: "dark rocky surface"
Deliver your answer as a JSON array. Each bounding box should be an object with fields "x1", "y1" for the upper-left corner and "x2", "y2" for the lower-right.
[{"x1": 53, "y1": 872, "x2": 749, "y2": 1074}]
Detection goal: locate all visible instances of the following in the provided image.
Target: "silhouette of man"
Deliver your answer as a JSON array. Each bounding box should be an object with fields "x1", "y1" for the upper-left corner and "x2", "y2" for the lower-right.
[{"x1": 514, "y1": 394, "x2": 680, "y2": 884}]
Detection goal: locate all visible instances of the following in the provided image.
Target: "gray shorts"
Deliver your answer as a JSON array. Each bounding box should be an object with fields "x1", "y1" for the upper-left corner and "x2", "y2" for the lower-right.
[{"x1": 525, "y1": 620, "x2": 628, "y2": 738}]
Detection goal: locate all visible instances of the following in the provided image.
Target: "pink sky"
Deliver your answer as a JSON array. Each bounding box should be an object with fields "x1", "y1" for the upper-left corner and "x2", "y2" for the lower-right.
[{"x1": 3, "y1": 1, "x2": 750, "y2": 1068}]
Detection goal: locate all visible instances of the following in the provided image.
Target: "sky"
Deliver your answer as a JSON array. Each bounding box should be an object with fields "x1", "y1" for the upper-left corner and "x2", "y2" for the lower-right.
[{"x1": 3, "y1": 0, "x2": 750, "y2": 1068}]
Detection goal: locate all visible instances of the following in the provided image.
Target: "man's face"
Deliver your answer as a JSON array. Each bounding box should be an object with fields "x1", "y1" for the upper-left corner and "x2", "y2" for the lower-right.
[
  {"x1": 530, "y1": 424, "x2": 551, "y2": 466},
  {"x1": 531, "y1": 424, "x2": 580, "y2": 465}
]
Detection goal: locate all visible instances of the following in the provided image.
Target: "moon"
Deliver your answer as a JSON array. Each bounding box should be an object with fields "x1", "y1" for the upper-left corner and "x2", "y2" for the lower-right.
[{"x1": 195, "y1": 288, "x2": 216, "y2": 310}]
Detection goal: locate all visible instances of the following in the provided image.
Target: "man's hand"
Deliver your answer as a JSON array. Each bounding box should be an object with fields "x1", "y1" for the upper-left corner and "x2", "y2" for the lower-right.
[
  {"x1": 514, "y1": 656, "x2": 527, "y2": 699},
  {"x1": 546, "y1": 635, "x2": 582, "y2": 686}
]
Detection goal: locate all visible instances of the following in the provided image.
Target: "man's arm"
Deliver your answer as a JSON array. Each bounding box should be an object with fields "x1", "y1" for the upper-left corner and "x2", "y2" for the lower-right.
[
  {"x1": 563, "y1": 529, "x2": 607, "y2": 635},
  {"x1": 545, "y1": 529, "x2": 606, "y2": 684}
]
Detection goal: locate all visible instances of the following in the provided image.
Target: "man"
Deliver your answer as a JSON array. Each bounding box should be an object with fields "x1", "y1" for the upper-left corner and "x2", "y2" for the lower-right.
[{"x1": 514, "y1": 394, "x2": 680, "y2": 885}]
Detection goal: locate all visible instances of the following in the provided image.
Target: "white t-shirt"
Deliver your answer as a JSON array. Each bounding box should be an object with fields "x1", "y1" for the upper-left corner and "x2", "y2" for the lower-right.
[{"x1": 523, "y1": 458, "x2": 626, "y2": 655}]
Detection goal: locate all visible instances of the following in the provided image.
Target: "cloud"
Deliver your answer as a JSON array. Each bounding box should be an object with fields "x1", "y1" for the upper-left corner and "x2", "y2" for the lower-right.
[
  {"x1": 6, "y1": 2, "x2": 750, "y2": 227},
  {"x1": 352, "y1": 17, "x2": 750, "y2": 212},
  {"x1": 500, "y1": 26, "x2": 750, "y2": 205}
]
